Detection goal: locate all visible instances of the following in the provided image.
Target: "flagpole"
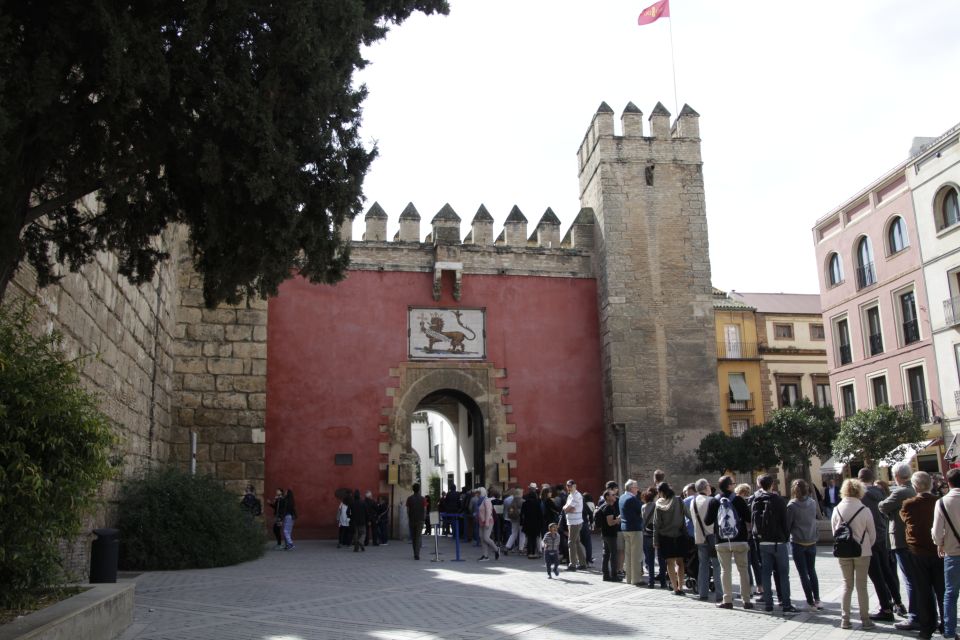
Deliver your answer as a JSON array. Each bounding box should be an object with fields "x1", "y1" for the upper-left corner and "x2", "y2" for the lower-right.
[{"x1": 667, "y1": 13, "x2": 679, "y2": 116}]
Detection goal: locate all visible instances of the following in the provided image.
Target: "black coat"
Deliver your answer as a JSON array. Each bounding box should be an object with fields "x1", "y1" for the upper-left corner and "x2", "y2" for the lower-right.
[{"x1": 520, "y1": 492, "x2": 544, "y2": 534}]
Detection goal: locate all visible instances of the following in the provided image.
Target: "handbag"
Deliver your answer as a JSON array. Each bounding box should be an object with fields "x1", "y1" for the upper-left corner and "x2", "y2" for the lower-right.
[{"x1": 693, "y1": 499, "x2": 717, "y2": 558}]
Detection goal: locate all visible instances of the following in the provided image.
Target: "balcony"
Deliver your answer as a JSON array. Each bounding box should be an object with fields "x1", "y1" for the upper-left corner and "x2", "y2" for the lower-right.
[
  {"x1": 868, "y1": 333, "x2": 883, "y2": 356},
  {"x1": 728, "y1": 393, "x2": 755, "y2": 412},
  {"x1": 855, "y1": 262, "x2": 877, "y2": 290},
  {"x1": 839, "y1": 343, "x2": 852, "y2": 365},
  {"x1": 944, "y1": 297, "x2": 960, "y2": 328},
  {"x1": 896, "y1": 399, "x2": 936, "y2": 425},
  {"x1": 903, "y1": 319, "x2": 920, "y2": 345},
  {"x1": 716, "y1": 341, "x2": 759, "y2": 359},
  {"x1": 955, "y1": 390, "x2": 960, "y2": 416}
]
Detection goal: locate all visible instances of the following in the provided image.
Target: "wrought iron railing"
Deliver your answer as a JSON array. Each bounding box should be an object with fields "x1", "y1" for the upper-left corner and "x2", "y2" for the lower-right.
[
  {"x1": 944, "y1": 297, "x2": 960, "y2": 328},
  {"x1": 855, "y1": 262, "x2": 877, "y2": 289},
  {"x1": 903, "y1": 319, "x2": 920, "y2": 345},
  {"x1": 868, "y1": 333, "x2": 883, "y2": 356},
  {"x1": 839, "y1": 343, "x2": 852, "y2": 365},
  {"x1": 716, "y1": 341, "x2": 759, "y2": 359},
  {"x1": 896, "y1": 399, "x2": 935, "y2": 425},
  {"x1": 728, "y1": 393, "x2": 755, "y2": 412}
]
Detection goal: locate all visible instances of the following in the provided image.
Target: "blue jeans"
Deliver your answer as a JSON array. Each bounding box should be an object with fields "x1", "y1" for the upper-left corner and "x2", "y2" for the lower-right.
[
  {"x1": 894, "y1": 548, "x2": 918, "y2": 622},
  {"x1": 283, "y1": 514, "x2": 294, "y2": 547},
  {"x1": 545, "y1": 550, "x2": 559, "y2": 576},
  {"x1": 945, "y1": 555, "x2": 960, "y2": 637},
  {"x1": 759, "y1": 543, "x2": 791, "y2": 607},
  {"x1": 791, "y1": 542, "x2": 820, "y2": 603},
  {"x1": 644, "y1": 534, "x2": 666, "y2": 585},
  {"x1": 697, "y1": 536, "x2": 723, "y2": 601}
]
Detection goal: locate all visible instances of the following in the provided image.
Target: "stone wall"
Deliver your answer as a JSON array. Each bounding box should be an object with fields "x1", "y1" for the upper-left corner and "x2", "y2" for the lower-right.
[{"x1": 169, "y1": 239, "x2": 267, "y2": 495}]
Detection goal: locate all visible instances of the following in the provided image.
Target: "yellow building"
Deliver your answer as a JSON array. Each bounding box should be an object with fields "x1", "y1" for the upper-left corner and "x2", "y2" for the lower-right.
[{"x1": 714, "y1": 289, "x2": 765, "y2": 435}]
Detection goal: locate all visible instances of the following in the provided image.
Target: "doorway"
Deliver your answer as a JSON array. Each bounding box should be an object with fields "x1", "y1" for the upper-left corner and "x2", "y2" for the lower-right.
[{"x1": 412, "y1": 389, "x2": 486, "y2": 491}]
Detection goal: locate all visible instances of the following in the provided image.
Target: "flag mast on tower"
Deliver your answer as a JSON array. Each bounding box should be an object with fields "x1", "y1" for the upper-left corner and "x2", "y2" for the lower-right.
[{"x1": 637, "y1": 0, "x2": 678, "y2": 117}]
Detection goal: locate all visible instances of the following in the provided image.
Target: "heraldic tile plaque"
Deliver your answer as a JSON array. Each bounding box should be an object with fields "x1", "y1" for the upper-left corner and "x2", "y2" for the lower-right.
[{"x1": 408, "y1": 307, "x2": 486, "y2": 360}]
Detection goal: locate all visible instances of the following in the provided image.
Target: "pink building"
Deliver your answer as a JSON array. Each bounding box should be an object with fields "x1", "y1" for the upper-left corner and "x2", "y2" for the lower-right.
[{"x1": 813, "y1": 166, "x2": 943, "y2": 474}]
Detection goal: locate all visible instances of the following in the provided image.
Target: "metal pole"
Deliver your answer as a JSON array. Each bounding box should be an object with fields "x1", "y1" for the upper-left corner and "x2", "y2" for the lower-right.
[
  {"x1": 190, "y1": 431, "x2": 197, "y2": 475},
  {"x1": 668, "y1": 16, "x2": 679, "y2": 117}
]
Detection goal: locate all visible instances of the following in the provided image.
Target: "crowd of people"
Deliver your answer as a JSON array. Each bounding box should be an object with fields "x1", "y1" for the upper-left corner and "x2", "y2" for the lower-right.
[{"x1": 399, "y1": 466, "x2": 960, "y2": 638}]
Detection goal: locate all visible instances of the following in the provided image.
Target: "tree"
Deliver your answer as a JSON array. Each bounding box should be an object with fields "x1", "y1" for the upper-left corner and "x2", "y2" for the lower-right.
[
  {"x1": 832, "y1": 404, "x2": 926, "y2": 470},
  {"x1": 0, "y1": 1, "x2": 449, "y2": 305},
  {"x1": 739, "y1": 425, "x2": 781, "y2": 473},
  {"x1": 0, "y1": 301, "x2": 117, "y2": 609},
  {"x1": 696, "y1": 431, "x2": 741, "y2": 474},
  {"x1": 765, "y1": 398, "x2": 840, "y2": 478}
]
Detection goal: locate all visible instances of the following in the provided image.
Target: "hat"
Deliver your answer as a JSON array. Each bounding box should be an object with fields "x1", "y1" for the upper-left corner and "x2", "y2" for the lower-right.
[{"x1": 528, "y1": 482, "x2": 538, "y2": 489}]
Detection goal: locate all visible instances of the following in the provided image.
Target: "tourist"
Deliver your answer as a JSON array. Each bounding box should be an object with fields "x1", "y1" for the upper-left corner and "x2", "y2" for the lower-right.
[
  {"x1": 691, "y1": 478, "x2": 723, "y2": 603},
  {"x1": 786, "y1": 479, "x2": 821, "y2": 610},
  {"x1": 832, "y1": 478, "x2": 876, "y2": 630},
  {"x1": 376, "y1": 495, "x2": 389, "y2": 546},
  {"x1": 336, "y1": 494, "x2": 351, "y2": 548},
  {"x1": 466, "y1": 487, "x2": 480, "y2": 544},
  {"x1": 751, "y1": 474, "x2": 797, "y2": 613},
  {"x1": 581, "y1": 491, "x2": 595, "y2": 566},
  {"x1": 932, "y1": 468, "x2": 960, "y2": 639},
  {"x1": 269, "y1": 487, "x2": 285, "y2": 549},
  {"x1": 858, "y1": 467, "x2": 901, "y2": 622},
  {"x1": 406, "y1": 483, "x2": 425, "y2": 560},
  {"x1": 606, "y1": 480, "x2": 625, "y2": 577},
  {"x1": 363, "y1": 490, "x2": 378, "y2": 546},
  {"x1": 543, "y1": 522, "x2": 561, "y2": 578},
  {"x1": 654, "y1": 469, "x2": 666, "y2": 486},
  {"x1": 618, "y1": 479, "x2": 644, "y2": 586},
  {"x1": 521, "y1": 484, "x2": 543, "y2": 559},
  {"x1": 596, "y1": 489, "x2": 622, "y2": 582},
  {"x1": 281, "y1": 488, "x2": 297, "y2": 551},
  {"x1": 737, "y1": 482, "x2": 762, "y2": 596},
  {"x1": 240, "y1": 484, "x2": 261, "y2": 519},
  {"x1": 706, "y1": 475, "x2": 753, "y2": 610},
  {"x1": 504, "y1": 488, "x2": 525, "y2": 553},
  {"x1": 349, "y1": 489, "x2": 366, "y2": 552},
  {"x1": 880, "y1": 462, "x2": 918, "y2": 630},
  {"x1": 653, "y1": 482, "x2": 690, "y2": 596},
  {"x1": 476, "y1": 487, "x2": 499, "y2": 561},
  {"x1": 542, "y1": 486, "x2": 561, "y2": 532},
  {"x1": 901, "y1": 471, "x2": 945, "y2": 640},
  {"x1": 642, "y1": 486, "x2": 667, "y2": 588},
  {"x1": 563, "y1": 479, "x2": 586, "y2": 571},
  {"x1": 823, "y1": 477, "x2": 841, "y2": 520},
  {"x1": 682, "y1": 483, "x2": 696, "y2": 540}
]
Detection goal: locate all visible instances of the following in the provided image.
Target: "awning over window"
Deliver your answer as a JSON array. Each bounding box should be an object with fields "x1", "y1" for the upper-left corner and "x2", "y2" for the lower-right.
[
  {"x1": 879, "y1": 438, "x2": 941, "y2": 467},
  {"x1": 728, "y1": 374, "x2": 751, "y2": 402},
  {"x1": 820, "y1": 455, "x2": 849, "y2": 474}
]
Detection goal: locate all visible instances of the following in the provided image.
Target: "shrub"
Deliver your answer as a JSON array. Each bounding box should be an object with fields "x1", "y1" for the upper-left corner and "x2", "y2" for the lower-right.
[
  {"x1": 117, "y1": 467, "x2": 265, "y2": 570},
  {"x1": 0, "y1": 301, "x2": 116, "y2": 609}
]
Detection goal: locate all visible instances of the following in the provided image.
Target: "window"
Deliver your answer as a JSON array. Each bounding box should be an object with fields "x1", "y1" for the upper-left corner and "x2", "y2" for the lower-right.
[
  {"x1": 810, "y1": 324, "x2": 825, "y2": 340},
  {"x1": 888, "y1": 216, "x2": 909, "y2": 254},
  {"x1": 774, "y1": 323, "x2": 794, "y2": 339},
  {"x1": 730, "y1": 419, "x2": 749, "y2": 437},
  {"x1": 728, "y1": 372, "x2": 751, "y2": 410},
  {"x1": 900, "y1": 290, "x2": 920, "y2": 345},
  {"x1": 827, "y1": 253, "x2": 843, "y2": 286},
  {"x1": 865, "y1": 305, "x2": 883, "y2": 356},
  {"x1": 814, "y1": 383, "x2": 831, "y2": 408},
  {"x1": 835, "y1": 317, "x2": 852, "y2": 365},
  {"x1": 840, "y1": 383, "x2": 856, "y2": 419},
  {"x1": 905, "y1": 365, "x2": 929, "y2": 423},
  {"x1": 724, "y1": 324, "x2": 742, "y2": 359},
  {"x1": 937, "y1": 185, "x2": 960, "y2": 232},
  {"x1": 870, "y1": 375, "x2": 888, "y2": 407},
  {"x1": 856, "y1": 236, "x2": 876, "y2": 289},
  {"x1": 779, "y1": 382, "x2": 800, "y2": 408}
]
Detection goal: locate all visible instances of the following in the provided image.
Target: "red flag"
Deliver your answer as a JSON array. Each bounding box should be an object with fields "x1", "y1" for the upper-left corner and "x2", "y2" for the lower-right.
[{"x1": 638, "y1": 0, "x2": 669, "y2": 25}]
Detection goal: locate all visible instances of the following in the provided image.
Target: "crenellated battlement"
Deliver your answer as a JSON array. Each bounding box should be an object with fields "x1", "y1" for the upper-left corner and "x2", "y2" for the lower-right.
[{"x1": 343, "y1": 202, "x2": 597, "y2": 252}]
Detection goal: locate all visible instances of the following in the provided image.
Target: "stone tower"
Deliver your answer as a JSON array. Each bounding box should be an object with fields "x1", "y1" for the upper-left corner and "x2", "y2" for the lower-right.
[{"x1": 578, "y1": 100, "x2": 720, "y2": 484}]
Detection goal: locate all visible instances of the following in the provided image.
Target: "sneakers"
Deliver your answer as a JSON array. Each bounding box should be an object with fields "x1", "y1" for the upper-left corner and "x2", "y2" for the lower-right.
[
  {"x1": 869, "y1": 609, "x2": 894, "y2": 622},
  {"x1": 814, "y1": 600, "x2": 824, "y2": 611},
  {"x1": 893, "y1": 603, "x2": 907, "y2": 617},
  {"x1": 861, "y1": 621, "x2": 876, "y2": 631},
  {"x1": 716, "y1": 602, "x2": 733, "y2": 609},
  {"x1": 554, "y1": 567, "x2": 559, "y2": 577},
  {"x1": 894, "y1": 621, "x2": 920, "y2": 631},
  {"x1": 782, "y1": 605, "x2": 799, "y2": 614},
  {"x1": 567, "y1": 565, "x2": 578, "y2": 572},
  {"x1": 478, "y1": 556, "x2": 490, "y2": 562},
  {"x1": 840, "y1": 619, "x2": 852, "y2": 630}
]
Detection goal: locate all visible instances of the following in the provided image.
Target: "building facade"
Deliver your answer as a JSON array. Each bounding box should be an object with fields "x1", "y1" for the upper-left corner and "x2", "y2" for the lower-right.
[
  {"x1": 713, "y1": 289, "x2": 764, "y2": 436},
  {"x1": 812, "y1": 138, "x2": 950, "y2": 476},
  {"x1": 907, "y1": 124, "x2": 960, "y2": 458}
]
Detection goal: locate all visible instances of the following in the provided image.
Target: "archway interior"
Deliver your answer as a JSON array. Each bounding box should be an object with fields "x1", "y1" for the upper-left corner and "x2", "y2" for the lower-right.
[{"x1": 412, "y1": 389, "x2": 485, "y2": 492}]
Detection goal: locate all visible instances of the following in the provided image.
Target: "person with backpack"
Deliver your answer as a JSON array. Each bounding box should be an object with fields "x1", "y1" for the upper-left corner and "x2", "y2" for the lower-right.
[
  {"x1": 751, "y1": 474, "x2": 798, "y2": 614},
  {"x1": 504, "y1": 488, "x2": 525, "y2": 553},
  {"x1": 706, "y1": 475, "x2": 752, "y2": 610},
  {"x1": 240, "y1": 484, "x2": 262, "y2": 518},
  {"x1": 901, "y1": 471, "x2": 945, "y2": 640},
  {"x1": 786, "y1": 479, "x2": 822, "y2": 611},
  {"x1": 691, "y1": 478, "x2": 723, "y2": 603},
  {"x1": 642, "y1": 486, "x2": 667, "y2": 588},
  {"x1": 832, "y1": 478, "x2": 877, "y2": 630},
  {"x1": 476, "y1": 486, "x2": 500, "y2": 561},
  {"x1": 932, "y1": 467, "x2": 960, "y2": 639}
]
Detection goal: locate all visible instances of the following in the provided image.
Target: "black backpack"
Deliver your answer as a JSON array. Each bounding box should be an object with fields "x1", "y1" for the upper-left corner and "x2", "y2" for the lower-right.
[
  {"x1": 751, "y1": 494, "x2": 779, "y2": 542},
  {"x1": 833, "y1": 506, "x2": 866, "y2": 558}
]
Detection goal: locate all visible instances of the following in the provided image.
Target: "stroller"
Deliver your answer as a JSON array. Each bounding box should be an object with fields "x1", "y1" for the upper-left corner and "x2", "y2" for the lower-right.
[{"x1": 683, "y1": 540, "x2": 716, "y2": 593}]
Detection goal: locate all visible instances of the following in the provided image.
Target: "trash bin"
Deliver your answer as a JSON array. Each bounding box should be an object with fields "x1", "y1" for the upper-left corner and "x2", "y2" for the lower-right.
[{"x1": 90, "y1": 528, "x2": 119, "y2": 583}]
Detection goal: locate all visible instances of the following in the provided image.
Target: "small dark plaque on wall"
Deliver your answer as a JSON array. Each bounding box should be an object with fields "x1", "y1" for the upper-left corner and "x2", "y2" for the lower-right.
[{"x1": 334, "y1": 453, "x2": 353, "y2": 466}]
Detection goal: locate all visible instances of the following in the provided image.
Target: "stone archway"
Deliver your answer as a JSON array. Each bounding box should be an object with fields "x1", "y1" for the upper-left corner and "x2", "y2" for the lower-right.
[{"x1": 380, "y1": 362, "x2": 516, "y2": 494}]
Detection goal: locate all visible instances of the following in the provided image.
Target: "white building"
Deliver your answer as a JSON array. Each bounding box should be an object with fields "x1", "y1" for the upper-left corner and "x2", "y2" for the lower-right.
[
  {"x1": 908, "y1": 123, "x2": 960, "y2": 457},
  {"x1": 410, "y1": 410, "x2": 474, "y2": 491}
]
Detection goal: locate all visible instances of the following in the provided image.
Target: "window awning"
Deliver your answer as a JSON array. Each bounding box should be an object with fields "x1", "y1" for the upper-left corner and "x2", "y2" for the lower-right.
[
  {"x1": 820, "y1": 455, "x2": 850, "y2": 474},
  {"x1": 879, "y1": 438, "x2": 942, "y2": 467},
  {"x1": 946, "y1": 433, "x2": 960, "y2": 461},
  {"x1": 728, "y1": 375, "x2": 751, "y2": 402}
]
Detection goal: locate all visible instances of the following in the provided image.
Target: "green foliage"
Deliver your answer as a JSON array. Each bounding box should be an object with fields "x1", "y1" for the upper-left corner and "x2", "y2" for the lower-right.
[
  {"x1": 739, "y1": 425, "x2": 781, "y2": 472},
  {"x1": 0, "y1": 0, "x2": 449, "y2": 305},
  {"x1": 832, "y1": 404, "x2": 926, "y2": 467},
  {"x1": 765, "y1": 399, "x2": 840, "y2": 471},
  {"x1": 0, "y1": 301, "x2": 116, "y2": 609},
  {"x1": 117, "y1": 467, "x2": 265, "y2": 570},
  {"x1": 696, "y1": 431, "x2": 740, "y2": 474},
  {"x1": 428, "y1": 473, "x2": 442, "y2": 509}
]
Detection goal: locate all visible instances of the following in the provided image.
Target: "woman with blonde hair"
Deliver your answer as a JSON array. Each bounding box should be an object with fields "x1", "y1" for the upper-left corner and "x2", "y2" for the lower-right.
[
  {"x1": 831, "y1": 478, "x2": 876, "y2": 630},
  {"x1": 787, "y1": 479, "x2": 822, "y2": 610}
]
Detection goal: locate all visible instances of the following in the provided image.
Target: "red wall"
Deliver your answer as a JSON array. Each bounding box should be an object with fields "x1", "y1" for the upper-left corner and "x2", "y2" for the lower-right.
[{"x1": 266, "y1": 270, "x2": 604, "y2": 538}]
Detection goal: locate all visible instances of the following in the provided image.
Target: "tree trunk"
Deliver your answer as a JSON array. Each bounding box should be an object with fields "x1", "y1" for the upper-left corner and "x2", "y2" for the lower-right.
[{"x1": 0, "y1": 214, "x2": 25, "y2": 303}]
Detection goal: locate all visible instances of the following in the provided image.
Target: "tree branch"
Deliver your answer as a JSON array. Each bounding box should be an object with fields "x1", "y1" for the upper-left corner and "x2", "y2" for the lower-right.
[{"x1": 23, "y1": 185, "x2": 101, "y2": 227}]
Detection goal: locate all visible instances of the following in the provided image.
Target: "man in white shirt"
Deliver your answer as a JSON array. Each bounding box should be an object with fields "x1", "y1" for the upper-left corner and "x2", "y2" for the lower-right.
[
  {"x1": 564, "y1": 479, "x2": 586, "y2": 571},
  {"x1": 692, "y1": 478, "x2": 724, "y2": 603},
  {"x1": 932, "y1": 467, "x2": 960, "y2": 638}
]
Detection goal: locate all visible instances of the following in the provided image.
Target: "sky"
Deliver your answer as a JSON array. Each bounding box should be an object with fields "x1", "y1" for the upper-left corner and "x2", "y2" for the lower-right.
[{"x1": 353, "y1": 0, "x2": 960, "y2": 294}]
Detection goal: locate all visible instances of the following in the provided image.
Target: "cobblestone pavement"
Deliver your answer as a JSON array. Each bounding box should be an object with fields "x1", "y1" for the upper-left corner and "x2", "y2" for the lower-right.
[{"x1": 119, "y1": 537, "x2": 919, "y2": 640}]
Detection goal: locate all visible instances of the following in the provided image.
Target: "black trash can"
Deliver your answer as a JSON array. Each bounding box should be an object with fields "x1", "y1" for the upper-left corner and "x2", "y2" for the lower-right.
[{"x1": 90, "y1": 527, "x2": 119, "y2": 583}]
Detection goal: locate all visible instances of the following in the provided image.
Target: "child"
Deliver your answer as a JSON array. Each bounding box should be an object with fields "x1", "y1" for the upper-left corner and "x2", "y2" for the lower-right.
[{"x1": 542, "y1": 522, "x2": 561, "y2": 578}]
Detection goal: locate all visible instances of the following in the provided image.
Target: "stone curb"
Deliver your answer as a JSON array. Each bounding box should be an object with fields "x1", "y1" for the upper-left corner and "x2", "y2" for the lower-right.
[{"x1": 0, "y1": 582, "x2": 134, "y2": 640}]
